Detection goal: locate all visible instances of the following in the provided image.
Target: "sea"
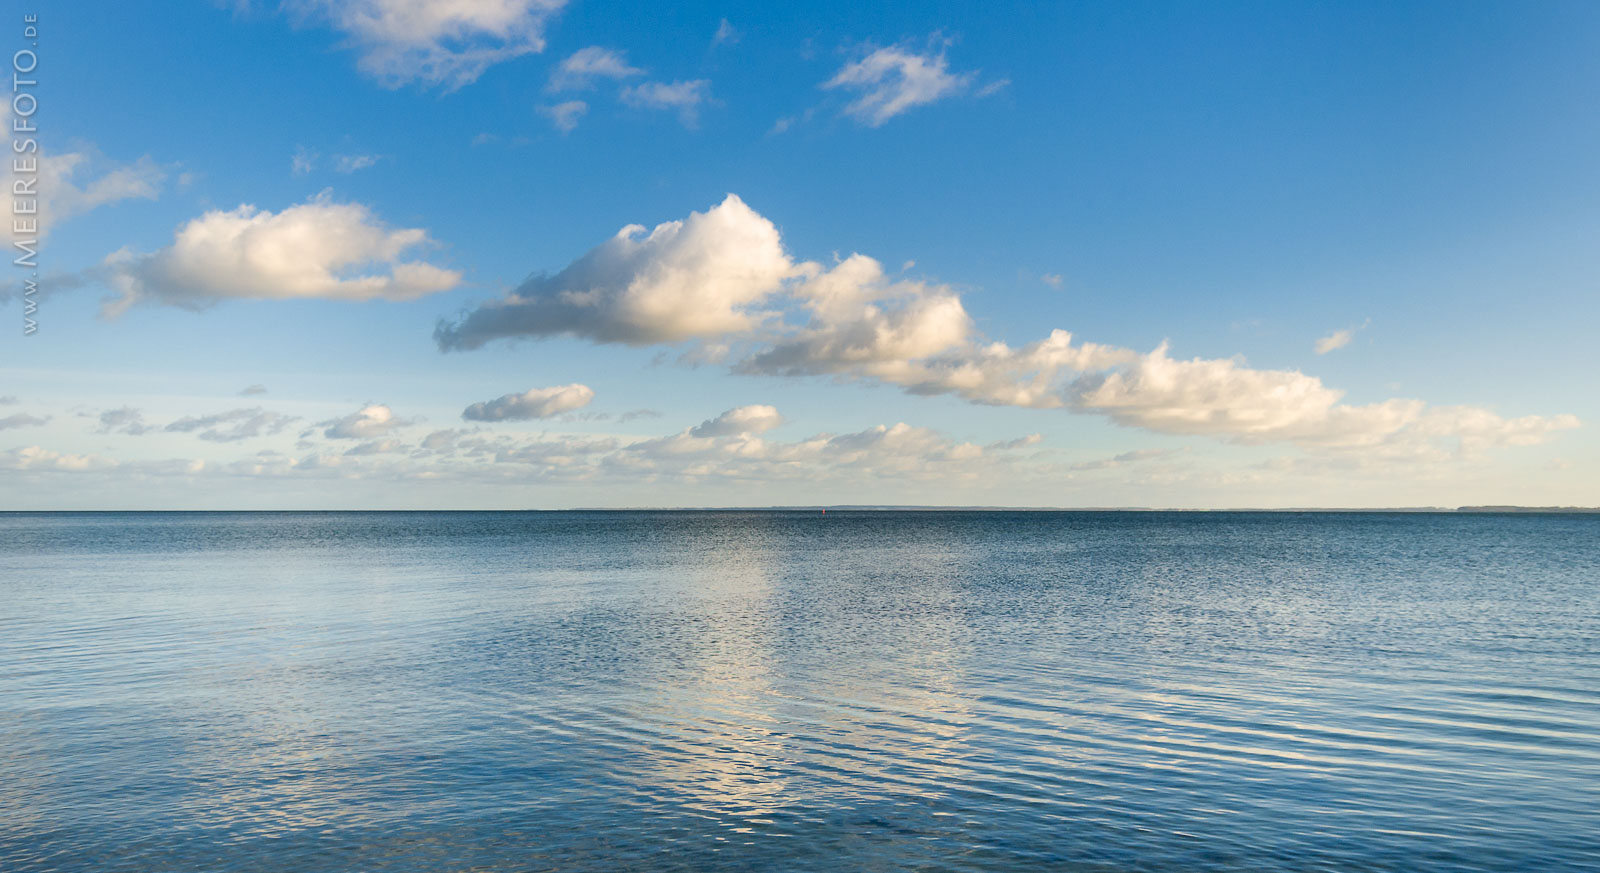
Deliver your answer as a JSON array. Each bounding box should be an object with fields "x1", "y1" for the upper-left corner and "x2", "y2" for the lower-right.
[{"x1": 2, "y1": 510, "x2": 1596, "y2": 872}]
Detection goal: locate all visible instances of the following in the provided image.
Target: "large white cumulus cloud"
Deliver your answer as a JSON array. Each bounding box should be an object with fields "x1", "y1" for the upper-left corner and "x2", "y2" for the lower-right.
[
  {"x1": 436, "y1": 194, "x2": 793, "y2": 349},
  {"x1": 102, "y1": 195, "x2": 461, "y2": 316},
  {"x1": 436, "y1": 196, "x2": 1579, "y2": 458}
]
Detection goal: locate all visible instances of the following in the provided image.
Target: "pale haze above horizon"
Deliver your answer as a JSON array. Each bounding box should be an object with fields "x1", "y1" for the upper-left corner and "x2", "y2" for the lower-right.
[{"x1": 1, "y1": 1, "x2": 1597, "y2": 510}]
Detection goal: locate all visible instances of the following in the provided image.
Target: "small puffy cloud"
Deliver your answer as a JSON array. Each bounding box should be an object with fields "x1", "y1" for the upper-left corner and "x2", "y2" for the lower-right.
[
  {"x1": 436, "y1": 194, "x2": 794, "y2": 349},
  {"x1": 1315, "y1": 320, "x2": 1368, "y2": 354},
  {"x1": 620, "y1": 79, "x2": 712, "y2": 126},
  {"x1": 824, "y1": 43, "x2": 976, "y2": 126},
  {"x1": 1314, "y1": 329, "x2": 1353, "y2": 354},
  {"x1": 1041, "y1": 273, "x2": 1063, "y2": 289},
  {"x1": 618, "y1": 409, "x2": 663, "y2": 423},
  {"x1": 689, "y1": 405, "x2": 784, "y2": 437},
  {"x1": 713, "y1": 19, "x2": 739, "y2": 46},
  {"x1": 101, "y1": 194, "x2": 461, "y2": 315},
  {"x1": 548, "y1": 46, "x2": 642, "y2": 91},
  {"x1": 98, "y1": 407, "x2": 154, "y2": 436},
  {"x1": 292, "y1": 146, "x2": 317, "y2": 175},
  {"x1": 0, "y1": 413, "x2": 48, "y2": 430},
  {"x1": 165, "y1": 408, "x2": 298, "y2": 442},
  {"x1": 541, "y1": 100, "x2": 588, "y2": 133},
  {"x1": 239, "y1": 384, "x2": 268, "y2": 396},
  {"x1": 322, "y1": 404, "x2": 413, "y2": 439},
  {"x1": 289, "y1": 0, "x2": 568, "y2": 89},
  {"x1": 462, "y1": 383, "x2": 596, "y2": 421}
]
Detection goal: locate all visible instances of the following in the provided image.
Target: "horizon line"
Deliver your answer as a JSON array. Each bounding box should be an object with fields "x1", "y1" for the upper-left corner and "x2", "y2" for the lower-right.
[{"x1": 3, "y1": 505, "x2": 1598, "y2": 514}]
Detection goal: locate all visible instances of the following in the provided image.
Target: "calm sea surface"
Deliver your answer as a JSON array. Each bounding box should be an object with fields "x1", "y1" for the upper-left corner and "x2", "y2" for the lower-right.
[{"x1": 1, "y1": 511, "x2": 1597, "y2": 872}]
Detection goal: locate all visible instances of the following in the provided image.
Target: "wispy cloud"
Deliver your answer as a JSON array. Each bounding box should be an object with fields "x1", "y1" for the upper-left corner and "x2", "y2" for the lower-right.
[
  {"x1": 0, "y1": 413, "x2": 48, "y2": 431},
  {"x1": 547, "y1": 46, "x2": 643, "y2": 91},
  {"x1": 541, "y1": 100, "x2": 588, "y2": 133},
  {"x1": 97, "y1": 407, "x2": 155, "y2": 436},
  {"x1": 333, "y1": 153, "x2": 381, "y2": 173},
  {"x1": 823, "y1": 42, "x2": 977, "y2": 126},
  {"x1": 620, "y1": 79, "x2": 712, "y2": 127},
  {"x1": 287, "y1": 0, "x2": 569, "y2": 90},
  {"x1": 165, "y1": 408, "x2": 299, "y2": 442}
]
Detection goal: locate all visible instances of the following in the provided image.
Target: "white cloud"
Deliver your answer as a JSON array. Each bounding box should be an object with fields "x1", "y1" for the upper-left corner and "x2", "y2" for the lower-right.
[
  {"x1": 321, "y1": 404, "x2": 413, "y2": 439},
  {"x1": 290, "y1": 0, "x2": 568, "y2": 89},
  {"x1": 1, "y1": 104, "x2": 165, "y2": 248},
  {"x1": 1315, "y1": 319, "x2": 1369, "y2": 354},
  {"x1": 436, "y1": 195, "x2": 1580, "y2": 460},
  {"x1": 689, "y1": 405, "x2": 783, "y2": 437},
  {"x1": 239, "y1": 384, "x2": 268, "y2": 396},
  {"x1": 547, "y1": 46, "x2": 642, "y2": 91},
  {"x1": 541, "y1": 100, "x2": 588, "y2": 133},
  {"x1": 165, "y1": 408, "x2": 299, "y2": 442},
  {"x1": 101, "y1": 194, "x2": 461, "y2": 315},
  {"x1": 620, "y1": 79, "x2": 712, "y2": 126},
  {"x1": 823, "y1": 44, "x2": 976, "y2": 127},
  {"x1": 292, "y1": 146, "x2": 318, "y2": 175},
  {"x1": 1069, "y1": 342, "x2": 1580, "y2": 457},
  {"x1": 1041, "y1": 273, "x2": 1063, "y2": 289},
  {"x1": 7, "y1": 402, "x2": 1040, "y2": 491},
  {"x1": 2, "y1": 446, "x2": 116, "y2": 472},
  {"x1": 713, "y1": 19, "x2": 739, "y2": 46},
  {"x1": 462, "y1": 383, "x2": 595, "y2": 421},
  {"x1": 437, "y1": 194, "x2": 794, "y2": 348},
  {"x1": 599, "y1": 415, "x2": 1003, "y2": 482},
  {"x1": 740, "y1": 255, "x2": 1134, "y2": 408}
]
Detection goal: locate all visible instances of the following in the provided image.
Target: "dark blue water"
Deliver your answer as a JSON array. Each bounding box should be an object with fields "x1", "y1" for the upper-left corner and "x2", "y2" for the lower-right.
[{"x1": 2, "y1": 511, "x2": 1597, "y2": 872}]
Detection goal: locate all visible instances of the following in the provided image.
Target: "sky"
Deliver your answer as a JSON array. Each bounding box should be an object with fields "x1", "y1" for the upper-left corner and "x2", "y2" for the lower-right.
[{"x1": 0, "y1": 0, "x2": 1597, "y2": 509}]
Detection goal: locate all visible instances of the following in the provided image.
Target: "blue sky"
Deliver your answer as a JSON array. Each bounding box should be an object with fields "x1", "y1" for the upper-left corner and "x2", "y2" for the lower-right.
[{"x1": 1, "y1": 0, "x2": 1596, "y2": 509}]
